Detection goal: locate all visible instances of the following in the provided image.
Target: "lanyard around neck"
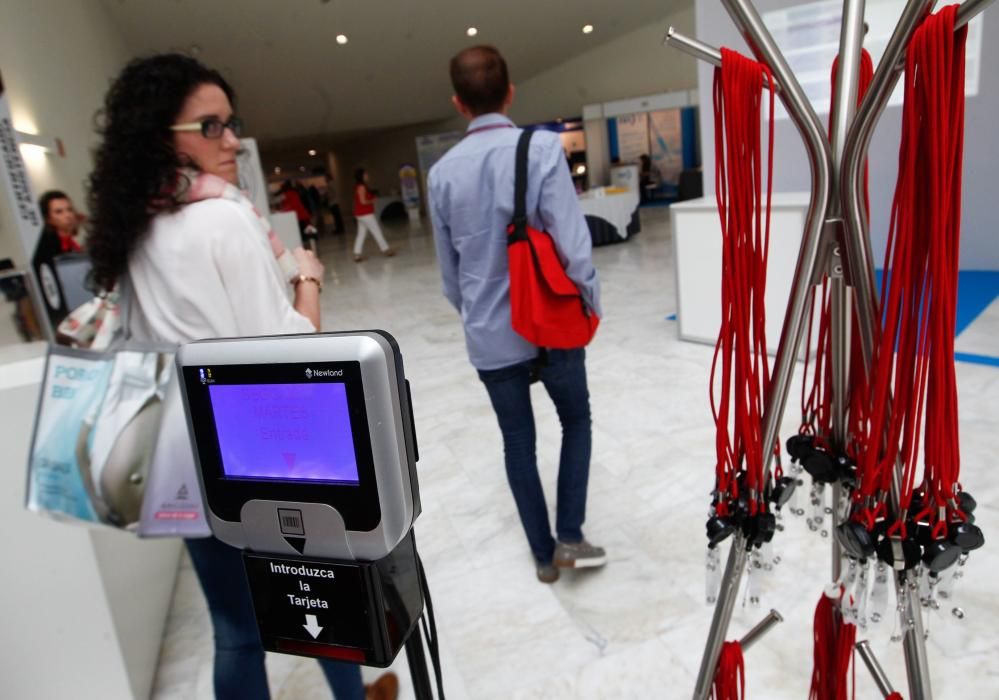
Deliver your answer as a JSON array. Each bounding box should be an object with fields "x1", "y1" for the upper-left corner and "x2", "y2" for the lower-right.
[{"x1": 465, "y1": 123, "x2": 514, "y2": 138}]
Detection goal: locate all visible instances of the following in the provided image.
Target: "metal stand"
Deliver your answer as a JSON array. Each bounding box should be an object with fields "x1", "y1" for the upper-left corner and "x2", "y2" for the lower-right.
[
  {"x1": 405, "y1": 623, "x2": 435, "y2": 700},
  {"x1": 666, "y1": 1, "x2": 994, "y2": 698}
]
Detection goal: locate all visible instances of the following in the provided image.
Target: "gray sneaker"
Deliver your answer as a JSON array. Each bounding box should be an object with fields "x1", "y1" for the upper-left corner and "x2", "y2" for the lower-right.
[
  {"x1": 536, "y1": 561, "x2": 560, "y2": 583},
  {"x1": 553, "y1": 540, "x2": 607, "y2": 569}
]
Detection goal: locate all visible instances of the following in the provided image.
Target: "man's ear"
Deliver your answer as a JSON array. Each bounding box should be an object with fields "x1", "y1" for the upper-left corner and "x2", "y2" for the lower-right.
[
  {"x1": 451, "y1": 95, "x2": 471, "y2": 118},
  {"x1": 505, "y1": 84, "x2": 516, "y2": 109}
]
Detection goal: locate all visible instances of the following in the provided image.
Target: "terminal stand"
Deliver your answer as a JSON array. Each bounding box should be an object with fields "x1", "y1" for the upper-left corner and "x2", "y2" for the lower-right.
[{"x1": 243, "y1": 530, "x2": 439, "y2": 698}]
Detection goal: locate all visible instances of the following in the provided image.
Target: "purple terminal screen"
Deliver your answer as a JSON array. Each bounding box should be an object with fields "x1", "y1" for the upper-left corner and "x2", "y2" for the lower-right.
[{"x1": 208, "y1": 383, "x2": 360, "y2": 483}]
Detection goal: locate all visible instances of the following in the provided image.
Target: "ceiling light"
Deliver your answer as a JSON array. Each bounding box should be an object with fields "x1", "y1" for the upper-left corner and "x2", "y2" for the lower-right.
[
  {"x1": 299, "y1": 166, "x2": 306, "y2": 172},
  {"x1": 575, "y1": 164, "x2": 587, "y2": 176},
  {"x1": 308, "y1": 149, "x2": 317, "y2": 156},
  {"x1": 15, "y1": 130, "x2": 58, "y2": 155},
  {"x1": 582, "y1": 24, "x2": 594, "y2": 34},
  {"x1": 336, "y1": 34, "x2": 348, "y2": 45},
  {"x1": 274, "y1": 167, "x2": 282, "y2": 174},
  {"x1": 466, "y1": 27, "x2": 478, "y2": 37}
]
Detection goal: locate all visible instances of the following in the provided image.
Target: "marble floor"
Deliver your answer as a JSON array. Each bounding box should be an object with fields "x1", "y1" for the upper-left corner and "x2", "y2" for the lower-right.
[{"x1": 151, "y1": 208, "x2": 999, "y2": 700}]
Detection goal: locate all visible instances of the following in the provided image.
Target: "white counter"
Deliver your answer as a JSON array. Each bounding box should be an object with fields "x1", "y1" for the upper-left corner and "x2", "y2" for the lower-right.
[
  {"x1": 0, "y1": 343, "x2": 181, "y2": 699},
  {"x1": 671, "y1": 193, "x2": 811, "y2": 354},
  {"x1": 578, "y1": 187, "x2": 640, "y2": 242}
]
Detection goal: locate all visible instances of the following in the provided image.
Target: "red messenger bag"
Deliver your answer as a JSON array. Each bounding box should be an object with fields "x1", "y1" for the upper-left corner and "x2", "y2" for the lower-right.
[{"x1": 506, "y1": 129, "x2": 599, "y2": 349}]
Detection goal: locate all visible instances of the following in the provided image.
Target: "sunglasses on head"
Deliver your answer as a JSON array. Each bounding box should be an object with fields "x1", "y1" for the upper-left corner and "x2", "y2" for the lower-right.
[{"x1": 170, "y1": 116, "x2": 243, "y2": 139}]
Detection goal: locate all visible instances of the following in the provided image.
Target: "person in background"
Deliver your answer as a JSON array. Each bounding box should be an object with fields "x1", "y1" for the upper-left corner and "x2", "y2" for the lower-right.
[
  {"x1": 351, "y1": 168, "x2": 395, "y2": 262},
  {"x1": 428, "y1": 45, "x2": 606, "y2": 584},
  {"x1": 85, "y1": 53, "x2": 397, "y2": 700},
  {"x1": 325, "y1": 174, "x2": 346, "y2": 234},
  {"x1": 639, "y1": 154, "x2": 658, "y2": 203},
  {"x1": 38, "y1": 191, "x2": 84, "y2": 253},
  {"x1": 278, "y1": 180, "x2": 317, "y2": 249},
  {"x1": 31, "y1": 190, "x2": 86, "y2": 326}
]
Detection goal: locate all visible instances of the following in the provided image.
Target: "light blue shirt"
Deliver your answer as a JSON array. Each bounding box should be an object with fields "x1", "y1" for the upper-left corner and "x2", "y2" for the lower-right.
[{"x1": 428, "y1": 113, "x2": 602, "y2": 371}]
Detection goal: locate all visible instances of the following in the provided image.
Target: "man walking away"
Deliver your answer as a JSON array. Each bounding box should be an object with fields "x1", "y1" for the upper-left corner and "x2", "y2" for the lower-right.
[{"x1": 428, "y1": 45, "x2": 606, "y2": 584}]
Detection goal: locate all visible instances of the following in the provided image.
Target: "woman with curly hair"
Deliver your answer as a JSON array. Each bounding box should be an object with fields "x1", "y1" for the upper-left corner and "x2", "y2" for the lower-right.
[{"x1": 87, "y1": 53, "x2": 397, "y2": 700}]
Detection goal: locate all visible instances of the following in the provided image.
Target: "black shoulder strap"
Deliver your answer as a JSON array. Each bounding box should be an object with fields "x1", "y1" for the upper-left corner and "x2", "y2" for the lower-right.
[{"x1": 509, "y1": 128, "x2": 532, "y2": 243}]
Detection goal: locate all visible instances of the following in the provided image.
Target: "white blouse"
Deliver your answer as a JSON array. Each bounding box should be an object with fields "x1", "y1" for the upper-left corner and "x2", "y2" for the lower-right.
[
  {"x1": 128, "y1": 198, "x2": 314, "y2": 343},
  {"x1": 125, "y1": 199, "x2": 314, "y2": 537}
]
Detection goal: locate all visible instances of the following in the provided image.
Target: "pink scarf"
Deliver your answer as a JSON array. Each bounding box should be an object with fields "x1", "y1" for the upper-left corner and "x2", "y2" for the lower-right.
[{"x1": 176, "y1": 169, "x2": 298, "y2": 281}]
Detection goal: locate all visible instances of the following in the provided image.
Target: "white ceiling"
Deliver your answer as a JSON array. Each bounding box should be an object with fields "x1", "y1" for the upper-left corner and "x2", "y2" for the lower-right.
[{"x1": 100, "y1": 0, "x2": 677, "y2": 148}]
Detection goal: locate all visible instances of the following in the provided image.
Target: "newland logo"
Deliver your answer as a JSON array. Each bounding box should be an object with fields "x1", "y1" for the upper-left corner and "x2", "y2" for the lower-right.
[{"x1": 306, "y1": 368, "x2": 343, "y2": 379}]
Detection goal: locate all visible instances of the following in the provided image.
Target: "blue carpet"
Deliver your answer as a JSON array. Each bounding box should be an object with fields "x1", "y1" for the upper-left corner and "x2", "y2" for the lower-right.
[
  {"x1": 954, "y1": 270, "x2": 999, "y2": 336},
  {"x1": 873, "y1": 269, "x2": 999, "y2": 337},
  {"x1": 955, "y1": 352, "x2": 999, "y2": 367},
  {"x1": 674, "y1": 270, "x2": 998, "y2": 366}
]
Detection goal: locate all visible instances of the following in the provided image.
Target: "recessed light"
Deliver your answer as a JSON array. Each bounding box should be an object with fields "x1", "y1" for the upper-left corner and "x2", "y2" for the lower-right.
[
  {"x1": 299, "y1": 166, "x2": 306, "y2": 172},
  {"x1": 308, "y1": 149, "x2": 317, "y2": 156},
  {"x1": 582, "y1": 24, "x2": 594, "y2": 34},
  {"x1": 274, "y1": 166, "x2": 282, "y2": 174},
  {"x1": 336, "y1": 34, "x2": 348, "y2": 45},
  {"x1": 575, "y1": 164, "x2": 587, "y2": 176},
  {"x1": 466, "y1": 27, "x2": 478, "y2": 37}
]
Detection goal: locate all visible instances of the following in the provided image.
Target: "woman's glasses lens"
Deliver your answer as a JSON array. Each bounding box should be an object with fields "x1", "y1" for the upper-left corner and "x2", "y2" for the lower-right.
[{"x1": 202, "y1": 117, "x2": 242, "y2": 139}]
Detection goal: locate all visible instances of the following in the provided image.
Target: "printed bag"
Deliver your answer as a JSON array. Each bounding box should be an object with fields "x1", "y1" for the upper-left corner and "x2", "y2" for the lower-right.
[{"x1": 27, "y1": 278, "x2": 209, "y2": 537}]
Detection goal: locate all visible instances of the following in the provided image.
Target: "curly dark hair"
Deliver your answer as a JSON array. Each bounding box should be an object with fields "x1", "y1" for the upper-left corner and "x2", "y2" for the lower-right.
[{"x1": 86, "y1": 53, "x2": 235, "y2": 290}]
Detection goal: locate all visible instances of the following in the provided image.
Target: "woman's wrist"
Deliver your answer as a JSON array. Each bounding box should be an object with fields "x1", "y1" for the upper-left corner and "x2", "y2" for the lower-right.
[{"x1": 293, "y1": 274, "x2": 322, "y2": 293}]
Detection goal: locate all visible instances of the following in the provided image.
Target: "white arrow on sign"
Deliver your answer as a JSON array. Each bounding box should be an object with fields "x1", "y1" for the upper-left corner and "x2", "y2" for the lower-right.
[{"x1": 303, "y1": 614, "x2": 323, "y2": 639}]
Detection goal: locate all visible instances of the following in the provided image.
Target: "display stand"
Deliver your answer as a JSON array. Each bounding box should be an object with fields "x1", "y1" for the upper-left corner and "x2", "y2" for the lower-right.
[{"x1": 664, "y1": 1, "x2": 994, "y2": 698}]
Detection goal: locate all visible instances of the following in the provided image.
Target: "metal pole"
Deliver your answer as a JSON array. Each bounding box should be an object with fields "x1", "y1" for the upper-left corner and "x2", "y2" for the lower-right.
[
  {"x1": 899, "y1": 571, "x2": 932, "y2": 698},
  {"x1": 664, "y1": 27, "x2": 722, "y2": 66},
  {"x1": 956, "y1": 0, "x2": 994, "y2": 28},
  {"x1": 720, "y1": 0, "x2": 833, "y2": 493},
  {"x1": 691, "y1": 537, "x2": 749, "y2": 700},
  {"x1": 405, "y1": 625, "x2": 435, "y2": 700},
  {"x1": 838, "y1": 3, "x2": 960, "y2": 697},
  {"x1": 663, "y1": 27, "x2": 777, "y2": 93},
  {"x1": 856, "y1": 640, "x2": 896, "y2": 698},
  {"x1": 840, "y1": 0, "x2": 935, "y2": 367},
  {"x1": 827, "y1": 0, "x2": 867, "y2": 583},
  {"x1": 738, "y1": 609, "x2": 783, "y2": 651},
  {"x1": 689, "y1": 4, "x2": 834, "y2": 698},
  {"x1": 889, "y1": 6, "x2": 997, "y2": 697}
]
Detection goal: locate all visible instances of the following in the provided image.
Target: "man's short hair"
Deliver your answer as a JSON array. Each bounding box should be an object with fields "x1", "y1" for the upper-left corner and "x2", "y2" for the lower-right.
[{"x1": 449, "y1": 45, "x2": 510, "y2": 116}]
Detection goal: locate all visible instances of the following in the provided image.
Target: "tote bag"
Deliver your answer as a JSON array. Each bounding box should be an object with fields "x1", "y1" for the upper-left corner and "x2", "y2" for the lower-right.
[{"x1": 26, "y1": 278, "x2": 210, "y2": 536}]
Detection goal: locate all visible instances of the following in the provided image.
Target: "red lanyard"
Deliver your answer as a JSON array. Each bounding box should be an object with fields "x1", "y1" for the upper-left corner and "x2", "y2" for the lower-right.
[
  {"x1": 710, "y1": 48, "x2": 775, "y2": 518},
  {"x1": 855, "y1": 5, "x2": 967, "y2": 538}
]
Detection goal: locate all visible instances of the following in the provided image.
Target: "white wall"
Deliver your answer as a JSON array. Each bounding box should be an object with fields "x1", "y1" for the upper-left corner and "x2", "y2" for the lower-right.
[
  {"x1": 0, "y1": 0, "x2": 130, "y2": 266},
  {"x1": 694, "y1": 0, "x2": 999, "y2": 270},
  {"x1": 510, "y1": 4, "x2": 699, "y2": 125}
]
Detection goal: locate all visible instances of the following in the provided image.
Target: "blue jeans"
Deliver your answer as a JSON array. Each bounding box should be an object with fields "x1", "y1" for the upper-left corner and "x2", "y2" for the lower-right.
[
  {"x1": 477, "y1": 348, "x2": 592, "y2": 564},
  {"x1": 185, "y1": 537, "x2": 365, "y2": 700}
]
